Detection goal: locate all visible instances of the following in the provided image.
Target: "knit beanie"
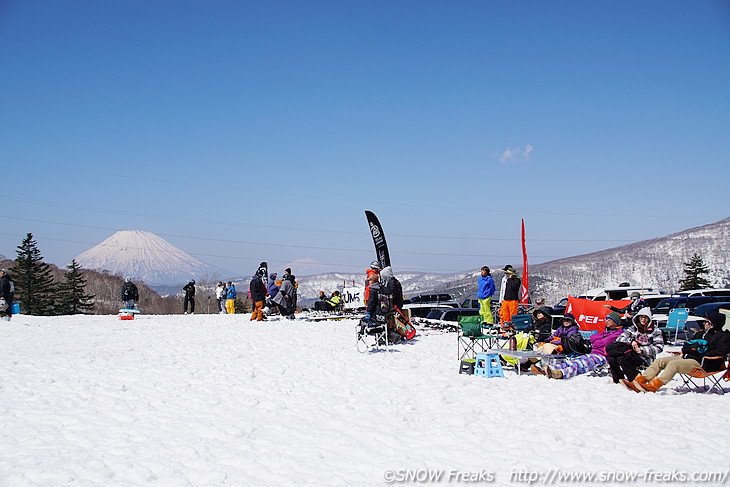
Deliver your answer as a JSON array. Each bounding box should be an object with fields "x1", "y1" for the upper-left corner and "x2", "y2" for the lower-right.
[
  {"x1": 605, "y1": 312, "x2": 622, "y2": 327},
  {"x1": 706, "y1": 310, "x2": 726, "y2": 330}
]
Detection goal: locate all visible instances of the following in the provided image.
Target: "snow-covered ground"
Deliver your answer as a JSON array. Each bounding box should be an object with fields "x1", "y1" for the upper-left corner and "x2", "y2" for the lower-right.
[{"x1": 1, "y1": 314, "x2": 728, "y2": 487}]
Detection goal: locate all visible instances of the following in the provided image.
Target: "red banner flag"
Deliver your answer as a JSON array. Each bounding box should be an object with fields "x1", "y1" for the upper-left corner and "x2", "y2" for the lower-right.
[
  {"x1": 566, "y1": 296, "x2": 630, "y2": 332},
  {"x1": 519, "y1": 219, "x2": 530, "y2": 305}
]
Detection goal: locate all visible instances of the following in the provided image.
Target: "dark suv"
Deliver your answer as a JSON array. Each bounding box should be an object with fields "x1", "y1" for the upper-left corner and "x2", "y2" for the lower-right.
[
  {"x1": 405, "y1": 293, "x2": 455, "y2": 304},
  {"x1": 654, "y1": 296, "x2": 730, "y2": 316},
  {"x1": 425, "y1": 307, "x2": 480, "y2": 322}
]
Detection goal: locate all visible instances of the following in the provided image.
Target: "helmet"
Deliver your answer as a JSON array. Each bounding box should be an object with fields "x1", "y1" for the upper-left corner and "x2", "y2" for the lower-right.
[{"x1": 370, "y1": 261, "x2": 382, "y2": 270}]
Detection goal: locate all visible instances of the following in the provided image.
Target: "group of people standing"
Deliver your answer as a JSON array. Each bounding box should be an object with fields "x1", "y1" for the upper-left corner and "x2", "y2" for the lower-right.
[
  {"x1": 476, "y1": 264, "x2": 522, "y2": 326},
  {"x1": 214, "y1": 281, "x2": 236, "y2": 314},
  {"x1": 211, "y1": 267, "x2": 298, "y2": 320}
]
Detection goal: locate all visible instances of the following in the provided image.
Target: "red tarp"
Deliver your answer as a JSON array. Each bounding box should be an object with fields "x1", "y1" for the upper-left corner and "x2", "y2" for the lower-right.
[{"x1": 565, "y1": 296, "x2": 630, "y2": 332}]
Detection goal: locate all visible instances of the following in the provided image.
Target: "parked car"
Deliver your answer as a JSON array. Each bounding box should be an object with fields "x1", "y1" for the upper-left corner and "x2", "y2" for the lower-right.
[
  {"x1": 424, "y1": 307, "x2": 480, "y2": 323},
  {"x1": 651, "y1": 295, "x2": 730, "y2": 327},
  {"x1": 577, "y1": 285, "x2": 663, "y2": 301},
  {"x1": 643, "y1": 295, "x2": 674, "y2": 312},
  {"x1": 673, "y1": 288, "x2": 730, "y2": 298},
  {"x1": 657, "y1": 301, "x2": 730, "y2": 343},
  {"x1": 460, "y1": 293, "x2": 479, "y2": 309},
  {"x1": 551, "y1": 297, "x2": 568, "y2": 315},
  {"x1": 404, "y1": 293, "x2": 457, "y2": 305},
  {"x1": 690, "y1": 301, "x2": 730, "y2": 322},
  {"x1": 404, "y1": 303, "x2": 456, "y2": 319}
]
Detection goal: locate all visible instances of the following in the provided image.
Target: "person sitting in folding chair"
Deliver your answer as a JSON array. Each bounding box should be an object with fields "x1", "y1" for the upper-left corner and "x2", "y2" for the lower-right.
[
  {"x1": 357, "y1": 270, "x2": 388, "y2": 346},
  {"x1": 526, "y1": 313, "x2": 582, "y2": 374},
  {"x1": 622, "y1": 311, "x2": 730, "y2": 393},
  {"x1": 536, "y1": 312, "x2": 623, "y2": 379},
  {"x1": 606, "y1": 307, "x2": 664, "y2": 384}
]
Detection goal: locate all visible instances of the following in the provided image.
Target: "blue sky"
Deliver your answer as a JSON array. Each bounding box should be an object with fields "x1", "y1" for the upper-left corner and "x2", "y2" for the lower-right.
[{"x1": 1, "y1": 1, "x2": 729, "y2": 278}]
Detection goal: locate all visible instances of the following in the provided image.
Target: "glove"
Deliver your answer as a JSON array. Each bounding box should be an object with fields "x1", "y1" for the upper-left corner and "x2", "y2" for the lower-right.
[{"x1": 364, "y1": 312, "x2": 371, "y2": 321}]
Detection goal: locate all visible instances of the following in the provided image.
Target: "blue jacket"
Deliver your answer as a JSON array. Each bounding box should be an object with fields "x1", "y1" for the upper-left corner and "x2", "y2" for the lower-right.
[
  {"x1": 477, "y1": 275, "x2": 495, "y2": 299},
  {"x1": 226, "y1": 285, "x2": 237, "y2": 299}
]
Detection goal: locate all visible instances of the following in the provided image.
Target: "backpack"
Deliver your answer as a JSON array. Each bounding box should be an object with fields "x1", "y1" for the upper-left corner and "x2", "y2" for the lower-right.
[
  {"x1": 682, "y1": 339, "x2": 708, "y2": 356},
  {"x1": 563, "y1": 333, "x2": 592, "y2": 355}
]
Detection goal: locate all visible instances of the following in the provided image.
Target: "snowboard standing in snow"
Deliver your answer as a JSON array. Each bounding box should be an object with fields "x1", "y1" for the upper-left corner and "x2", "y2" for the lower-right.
[
  {"x1": 360, "y1": 211, "x2": 416, "y2": 349},
  {"x1": 365, "y1": 210, "x2": 391, "y2": 268}
]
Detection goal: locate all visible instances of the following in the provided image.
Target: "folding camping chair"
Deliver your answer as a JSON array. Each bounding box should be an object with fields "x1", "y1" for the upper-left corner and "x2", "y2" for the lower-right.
[
  {"x1": 663, "y1": 308, "x2": 689, "y2": 344},
  {"x1": 678, "y1": 356, "x2": 730, "y2": 395},
  {"x1": 458, "y1": 315, "x2": 499, "y2": 360},
  {"x1": 356, "y1": 319, "x2": 390, "y2": 353}
]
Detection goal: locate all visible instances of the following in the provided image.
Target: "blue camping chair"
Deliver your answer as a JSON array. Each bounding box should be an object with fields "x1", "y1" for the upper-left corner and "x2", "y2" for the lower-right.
[{"x1": 664, "y1": 308, "x2": 689, "y2": 344}]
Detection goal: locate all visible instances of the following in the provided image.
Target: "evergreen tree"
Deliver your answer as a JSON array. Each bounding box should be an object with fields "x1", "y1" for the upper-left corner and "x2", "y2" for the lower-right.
[
  {"x1": 678, "y1": 252, "x2": 712, "y2": 291},
  {"x1": 14, "y1": 233, "x2": 58, "y2": 315},
  {"x1": 58, "y1": 259, "x2": 95, "y2": 315}
]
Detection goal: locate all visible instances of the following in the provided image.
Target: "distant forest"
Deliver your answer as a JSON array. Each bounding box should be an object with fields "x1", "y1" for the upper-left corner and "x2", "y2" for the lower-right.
[{"x1": 0, "y1": 258, "x2": 249, "y2": 315}]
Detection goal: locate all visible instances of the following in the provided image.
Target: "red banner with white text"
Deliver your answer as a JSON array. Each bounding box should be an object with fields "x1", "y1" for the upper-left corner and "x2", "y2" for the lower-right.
[{"x1": 565, "y1": 296, "x2": 630, "y2": 332}]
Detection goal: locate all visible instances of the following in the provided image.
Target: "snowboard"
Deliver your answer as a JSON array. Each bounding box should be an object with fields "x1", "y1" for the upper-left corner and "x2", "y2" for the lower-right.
[
  {"x1": 364, "y1": 210, "x2": 391, "y2": 268},
  {"x1": 257, "y1": 261, "x2": 268, "y2": 287},
  {"x1": 363, "y1": 211, "x2": 416, "y2": 341}
]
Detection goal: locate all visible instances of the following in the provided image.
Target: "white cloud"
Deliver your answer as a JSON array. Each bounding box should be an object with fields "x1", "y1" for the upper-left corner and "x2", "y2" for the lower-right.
[{"x1": 499, "y1": 144, "x2": 533, "y2": 164}]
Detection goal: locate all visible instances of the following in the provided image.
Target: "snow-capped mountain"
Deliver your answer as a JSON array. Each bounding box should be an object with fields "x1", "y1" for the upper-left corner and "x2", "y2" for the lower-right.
[{"x1": 75, "y1": 230, "x2": 219, "y2": 286}]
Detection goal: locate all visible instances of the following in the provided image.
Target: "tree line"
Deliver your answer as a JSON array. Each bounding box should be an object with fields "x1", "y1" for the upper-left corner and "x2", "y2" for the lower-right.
[{"x1": 2, "y1": 233, "x2": 181, "y2": 315}]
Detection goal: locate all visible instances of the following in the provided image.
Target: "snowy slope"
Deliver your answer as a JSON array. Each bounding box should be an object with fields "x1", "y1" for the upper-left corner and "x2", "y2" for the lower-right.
[
  {"x1": 75, "y1": 230, "x2": 219, "y2": 286},
  {"x1": 1, "y1": 314, "x2": 728, "y2": 486},
  {"x1": 529, "y1": 217, "x2": 730, "y2": 303}
]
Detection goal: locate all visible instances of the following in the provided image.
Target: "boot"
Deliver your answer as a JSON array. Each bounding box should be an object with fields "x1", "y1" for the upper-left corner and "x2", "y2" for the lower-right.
[
  {"x1": 620, "y1": 379, "x2": 641, "y2": 393},
  {"x1": 635, "y1": 377, "x2": 664, "y2": 393},
  {"x1": 633, "y1": 374, "x2": 649, "y2": 387},
  {"x1": 543, "y1": 365, "x2": 555, "y2": 379},
  {"x1": 549, "y1": 368, "x2": 563, "y2": 379},
  {"x1": 530, "y1": 364, "x2": 546, "y2": 376}
]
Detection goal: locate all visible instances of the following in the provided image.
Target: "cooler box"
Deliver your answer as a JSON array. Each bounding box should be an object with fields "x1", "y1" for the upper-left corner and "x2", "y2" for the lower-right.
[{"x1": 119, "y1": 313, "x2": 134, "y2": 320}]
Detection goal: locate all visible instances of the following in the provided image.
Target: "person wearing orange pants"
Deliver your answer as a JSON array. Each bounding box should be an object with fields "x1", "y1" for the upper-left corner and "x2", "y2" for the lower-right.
[
  {"x1": 499, "y1": 267, "x2": 521, "y2": 324},
  {"x1": 249, "y1": 271, "x2": 267, "y2": 321}
]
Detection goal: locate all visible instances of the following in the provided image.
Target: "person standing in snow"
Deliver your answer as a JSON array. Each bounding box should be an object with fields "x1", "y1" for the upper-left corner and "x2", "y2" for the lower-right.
[
  {"x1": 272, "y1": 273, "x2": 295, "y2": 319},
  {"x1": 0, "y1": 268, "x2": 15, "y2": 321},
  {"x1": 183, "y1": 280, "x2": 196, "y2": 314},
  {"x1": 249, "y1": 270, "x2": 267, "y2": 321},
  {"x1": 215, "y1": 282, "x2": 227, "y2": 314},
  {"x1": 477, "y1": 266, "x2": 496, "y2": 325},
  {"x1": 267, "y1": 273, "x2": 279, "y2": 299},
  {"x1": 121, "y1": 277, "x2": 139, "y2": 309},
  {"x1": 225, "y1": 282, "x2": 236, "y2": 314},
  {"x1": 499, "y1": 266, "x2": 521, "y2": 325}
]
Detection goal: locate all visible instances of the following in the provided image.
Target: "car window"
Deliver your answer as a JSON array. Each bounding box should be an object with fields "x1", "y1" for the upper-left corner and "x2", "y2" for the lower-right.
[
  {"x1": 654, "y1": 298, "x2": 677, "y2": 314},
  {"x1": 607, "y1": 290, "x2": 628, "y2": 300},
  {"x1": 425, "y1": 310, "x2": 442, "y2": 320}
]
